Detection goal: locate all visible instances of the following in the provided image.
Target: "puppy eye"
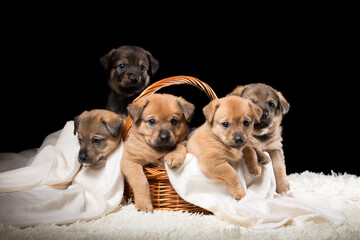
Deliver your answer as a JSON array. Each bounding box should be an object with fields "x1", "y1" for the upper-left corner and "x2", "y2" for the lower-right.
[
  {"x1": 222, "y1": 122, "x2": 229, "y2": 128},
  {"x1": 118, "y1": 63, "x2": 126, "y2": 69},
  {"x1": 170, "y1": 118, "x2": 178, "y2": 126},
  {"x1": 148, "y1": 119, "x2": 156, "y2": 126},
  {"x1": 268, "y1": 101, "x2": 275, "y2": 109},
  {"x1": 78, "y1": 138, "x2": 82, "y2": 144},
  {"x1": 243, "y1": 120, "x2": 250, "y2": 127},
  {"x1": 92, "y1": 138, "x2": 101, "y2": 145},
  {"x1": 140, "y1": 65, "x2": 147, "y2": 72}
]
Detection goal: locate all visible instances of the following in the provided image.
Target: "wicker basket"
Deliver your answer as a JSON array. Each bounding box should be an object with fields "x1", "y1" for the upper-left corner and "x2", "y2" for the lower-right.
[{"x1": 122, "y1": 76, "x2": 217, "y2": 214}]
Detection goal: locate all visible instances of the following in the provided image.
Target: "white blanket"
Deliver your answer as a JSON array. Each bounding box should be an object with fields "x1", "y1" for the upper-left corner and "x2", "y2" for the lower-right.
[
  {"x1": 166, "y1": 154, "x2": 346, "y2": 229},
  {"x1": 0, "y1": 121, "x2": 124, "y2": 226},
  {"x1": 0, "y1": 121, "x2": 346, "y2": 229}
]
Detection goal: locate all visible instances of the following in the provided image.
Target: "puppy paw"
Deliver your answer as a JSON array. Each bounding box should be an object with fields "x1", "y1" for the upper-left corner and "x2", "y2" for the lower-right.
[
  {"x1": 258, "y1": 152, "x2": 271, "y2": 165},
  {"x1": 233, "y1": 190, "x2": 246, "y2": 201},
  {"x1": 248, "y1": 164, "x2": 262, "y2": 176},
  {"x1": 135, "y1": 199, "x2": 153, "y2": 213},
  {"x1": 276, "y1": 181, "x2": 290, "y2": 194},
  {"x1": 164, "y1": 152, "x2": 186, "y2": 168},
  {"x1": 230, "y1": 187, "x2": 246, "y2": 200}
]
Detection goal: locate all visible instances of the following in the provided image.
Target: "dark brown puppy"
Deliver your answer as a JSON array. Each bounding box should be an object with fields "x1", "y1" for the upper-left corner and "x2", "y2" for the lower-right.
[
  {"x1": 227, "y1": 83, "x2": 290, "y2": 194},
  {"x1": 100, "y1": 45, "x2": 159, "y2": 117},
  {"x1": 121, "y1": 94, "x2": 195, "y2": 212},
  {"x1": 74, "y1": 109, "x2": 124, "y2": 168}
]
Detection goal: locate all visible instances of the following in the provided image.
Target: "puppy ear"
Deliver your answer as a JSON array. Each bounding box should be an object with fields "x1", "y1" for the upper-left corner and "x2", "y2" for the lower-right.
[
  {"x1": 275, "y1": 90, "x2": 290, "y2": 115},
  {"x1": 146, "y1": 51, "x2": 159, "y2": 75},
  {"x1": 102, "y1": 117, "x2": 124, "y2": 138},
  {"x1": 176, "y1": 97, "x2": 195, "y2": 123},
  {"x1": 227, "y1": 85, "x2": 246, "y2": 97},
  {"x1": 127, "y1": 98, "x2": 149, "y2": 123},
  {"x1": 73, "y1": 111, "x2": 88, "y2": 135},
  {"x1": 73, "y1": 116, "x2": 80, "y2": 135},
  {"x1": 203, "y1": 99, "x2": 220, "y2": 124},
  {"x1": 249, "y1": 102, "x2": 263, "y2": 123},
  {"x1": 100, "y1": 49, "x2": 116, "y2": 70}
]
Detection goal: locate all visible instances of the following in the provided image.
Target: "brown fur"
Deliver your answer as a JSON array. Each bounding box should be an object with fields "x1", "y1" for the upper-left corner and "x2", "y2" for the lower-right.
[
  {"x1": 227, "y1": 83, "x2": 290, "y2": 194},
  {"x1": 120, "y1": 94, "x2": 195, "y2": 212},
  {"x1": 73, "y1": 109, "x2": 124, "y2": 168},
  {"x1": 100, "y1": 45, "x2": 159, "y2": 117},
  {"x1": 187, "y1": 96, "x2": 263, "y2": 200}
]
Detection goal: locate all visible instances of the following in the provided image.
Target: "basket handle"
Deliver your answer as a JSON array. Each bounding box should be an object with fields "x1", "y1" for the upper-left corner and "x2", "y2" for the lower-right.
[{"x1": 122, "y1": 75, "x2": 218, "y2": 140}]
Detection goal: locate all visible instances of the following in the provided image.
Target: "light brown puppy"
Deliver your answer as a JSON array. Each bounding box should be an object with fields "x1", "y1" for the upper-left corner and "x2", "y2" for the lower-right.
[
  {"x1": 227, "y1": 83, "x2": 290, "y2": 194},
  {"x1": 74, "y1": 109, "x2": 124, "y2": 168},
  {"x1": 120, "y1": 93, "x2": 195, "y2": 212},
  {"x1": 187, "y1": 96, "x2": 262, "y2": 200}
]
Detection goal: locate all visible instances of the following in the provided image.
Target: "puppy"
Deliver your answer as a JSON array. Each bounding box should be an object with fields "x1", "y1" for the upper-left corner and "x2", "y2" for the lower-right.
[
  {"x1": 74, "y1": 109, "x2": 124, "y2": 168},
  {"x1": 187, "y1": 96, "x2": 262, "y2": 200},
  {"x1": 100, "y1": 45, "x2": 159, "y2": 117},
  {"x1": 120, "y1": 93, "x2": 195, "y2": 212},
  {"x1": 227, "y1": 83, "x2": 290, "y2": 194}
]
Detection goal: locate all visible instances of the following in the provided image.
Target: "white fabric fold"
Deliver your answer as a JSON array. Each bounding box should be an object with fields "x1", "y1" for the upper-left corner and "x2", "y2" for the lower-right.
[
  {"x1": 0, "y1": 121, "x2": 124, "y2": 226},
  {"x1": 166, "y1": 153, "x2": 346, "y2": 229},
  {"x1": 0, "y1": 122, "x2": 346, "y2": 229}
]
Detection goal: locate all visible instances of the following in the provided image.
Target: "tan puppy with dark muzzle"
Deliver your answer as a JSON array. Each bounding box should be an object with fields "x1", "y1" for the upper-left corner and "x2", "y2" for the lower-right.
[
  {"x1": 74, "y1": 109, "x2": 124, "y2": 168},
  {"x1": 120, "y1": 93, "x2": 195, "y2": 212},
  {"x1": 227, "y1": 83, "x2": 290, "y2": 194},
  {"x1": 187, "y1": 96, "x2": 263, "y2": 200}
]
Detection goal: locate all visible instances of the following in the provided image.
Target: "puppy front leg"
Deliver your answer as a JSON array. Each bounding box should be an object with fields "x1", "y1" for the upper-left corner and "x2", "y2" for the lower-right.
[
  {"x1": 164, "y1": 142, "x2": 187, "y2": 168},
  {"x1": 201, "y1": 161, "x2": 246, "y2": 200},
  {"x1": 121, "y1": 158, "x2": 153, "y2": 212},
  {"x1": 268, "y1": 149, "x2": 290, "y2": 194},
  {"x1": 253, "y1": 147, "x2": 271, "y2": 165},
  {"x1": 242, "y1": 146, "x2": 262, "y2": 176}
]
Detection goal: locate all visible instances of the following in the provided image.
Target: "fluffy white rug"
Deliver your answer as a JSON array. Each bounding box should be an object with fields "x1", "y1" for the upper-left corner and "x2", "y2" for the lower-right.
[{"x1": 0, "y1": 171, "x2": 359, "y2": 240}]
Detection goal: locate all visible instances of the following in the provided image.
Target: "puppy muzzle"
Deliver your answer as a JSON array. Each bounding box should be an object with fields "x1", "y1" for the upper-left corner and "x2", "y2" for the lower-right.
[
  {"x1": 78, "y1": 149, "x2": 88, "y2": 164},
  {"x1": 78, "y1": 149, "x2": 106, "y2": 168},
  {"x1": 128, "y1": 74, "x2": 139, "y2": 84},
  {"x1": 255, "y1": 109, "x2": 272, "y2": 129},
  {"x1": 120, "y1": 75, "x2": 142, "y2": 86},
  {"x1": 230, "y1": 136, "x2": 246, "y2": 149},
  {"x1": 152, "y1": 130, "x2": 176, "y2": 150},
  {"x1": 254, "y1": 119, "x2": 271, "y2": 130}
]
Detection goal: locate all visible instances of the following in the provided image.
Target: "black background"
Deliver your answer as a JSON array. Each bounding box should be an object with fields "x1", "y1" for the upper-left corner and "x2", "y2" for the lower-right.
[{"x1": 0, "y1": 6, "x2": 357, "y2": 176}]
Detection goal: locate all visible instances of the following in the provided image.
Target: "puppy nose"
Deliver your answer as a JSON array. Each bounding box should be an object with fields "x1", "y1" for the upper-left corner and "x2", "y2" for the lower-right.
[
  {"x1": 261, "y1": 110, "x2": 269, "y2": 120},
  {"x1": 234, "y1": 136, "x2": 244, "y2": 144},
  {"x1": 79, "y1": 151, "x2": 87, "y2": 162},
  {"x1": 129, "y1": 75, "x2": 139, "y2": 84},
  {"x1": 159, "y1": 132, "x2": 170, "y2": 142}
]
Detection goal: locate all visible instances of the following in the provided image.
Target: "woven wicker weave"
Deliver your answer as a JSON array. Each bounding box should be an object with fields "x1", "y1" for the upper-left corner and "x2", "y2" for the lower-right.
[{"x1": 122, "y1": 76, "x2": 217, "y2": 214}]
